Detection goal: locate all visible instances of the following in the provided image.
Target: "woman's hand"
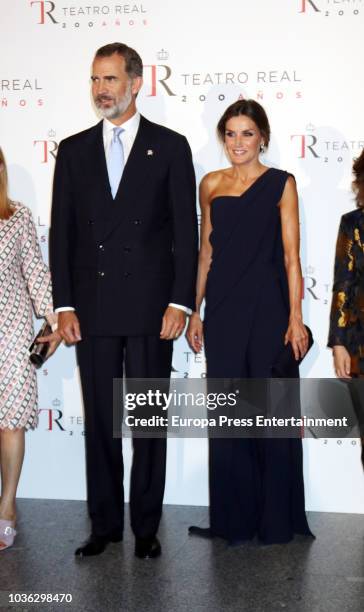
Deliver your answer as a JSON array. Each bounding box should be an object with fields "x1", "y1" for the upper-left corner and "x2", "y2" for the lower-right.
[
  {"x1": 46, "y1": 331, "x2": 63, "y2": 358},
  {"x1": 285, "y1": 317, "x2": 308, "y2": 360},
  {"x1": 332, "y1": 345, "x2": 351, "y2": 378},
  {"x1": 186, "y1": 312, "x2": 203, "y2": 353},
  {"x1": 36, "y1": 329, "x2": 62, "y2": 358}
]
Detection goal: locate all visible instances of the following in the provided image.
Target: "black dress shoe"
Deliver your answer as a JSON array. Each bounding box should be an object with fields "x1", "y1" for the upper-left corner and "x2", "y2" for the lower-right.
[
  {"x1": 135, "y1": 536, "x2": 161, "y2": 559},
  {"x1": 75, "y1": 532, "x2": 123, "y2": 557},
  {"x1": 188, "y1": 526, "x2": 213, "y2": 539}
]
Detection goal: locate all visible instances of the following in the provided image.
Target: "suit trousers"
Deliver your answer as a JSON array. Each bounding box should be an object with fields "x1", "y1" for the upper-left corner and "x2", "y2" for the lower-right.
[{"x1": 76, "y1": 334, "x2": 173, "y2": 540}]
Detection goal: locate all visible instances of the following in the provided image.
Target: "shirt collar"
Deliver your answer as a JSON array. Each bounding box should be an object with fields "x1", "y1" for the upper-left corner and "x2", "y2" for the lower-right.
[{"x1": 103, "y1": 111, "x2": 141, "y2": 138}]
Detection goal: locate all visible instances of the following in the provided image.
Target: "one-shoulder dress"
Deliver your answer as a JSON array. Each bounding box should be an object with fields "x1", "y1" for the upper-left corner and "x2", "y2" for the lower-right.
[{"x1": 204, "y1": 167, "x2": 313, "y2": 544}]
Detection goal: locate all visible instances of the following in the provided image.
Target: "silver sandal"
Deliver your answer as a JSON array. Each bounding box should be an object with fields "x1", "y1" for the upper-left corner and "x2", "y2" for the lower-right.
[{"x1": 0, "y1": 519, "x2": 17, "y2": 550}]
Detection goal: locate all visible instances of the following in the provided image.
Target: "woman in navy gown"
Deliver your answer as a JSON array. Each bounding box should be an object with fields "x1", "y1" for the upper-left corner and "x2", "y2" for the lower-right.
[{"x1": 187, "y1": 99, "x2": 313, "y2": 545}]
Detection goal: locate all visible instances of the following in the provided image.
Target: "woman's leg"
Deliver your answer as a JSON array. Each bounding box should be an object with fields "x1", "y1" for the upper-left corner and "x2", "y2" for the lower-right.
[{"x1": 0, "y1": 428, "x2": 25, "y2": 545}]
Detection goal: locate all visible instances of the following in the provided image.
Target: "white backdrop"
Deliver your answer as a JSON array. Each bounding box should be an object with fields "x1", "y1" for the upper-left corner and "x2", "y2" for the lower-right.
[{"x1": 1, "y1": 0, "x2": 363, "y2": 512}]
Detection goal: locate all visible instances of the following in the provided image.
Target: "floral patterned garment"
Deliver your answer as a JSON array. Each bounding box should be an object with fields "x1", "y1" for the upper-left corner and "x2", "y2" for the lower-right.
[
  {"x1": 0, "y1": 203, "x2": 53, "y2": 429},
  {"x1": 328, "y1": 208, "x2": 364, "y2": 375}
]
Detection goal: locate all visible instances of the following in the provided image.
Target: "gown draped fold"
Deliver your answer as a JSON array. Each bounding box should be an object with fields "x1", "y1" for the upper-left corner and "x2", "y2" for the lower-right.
[{"x1": 204, "y1": 168, "x2": 313, "y2": 544}]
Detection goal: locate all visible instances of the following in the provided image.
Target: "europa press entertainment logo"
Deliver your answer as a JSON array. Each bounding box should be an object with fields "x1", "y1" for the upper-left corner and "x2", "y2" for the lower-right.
[
  {"x1": 298, "y1": 0, "x2": 362, "y2": 17},
  {"x1": 29, "y1": 0, "x2": 148, "y2": 28}
]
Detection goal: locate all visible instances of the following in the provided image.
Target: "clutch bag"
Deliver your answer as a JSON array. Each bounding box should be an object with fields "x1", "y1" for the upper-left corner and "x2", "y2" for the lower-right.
[
  {"x1": 271, "y1": 325, "x2": 313, "y2": 377},
  {"x1": 29, "y1": 321, "x2": 52, "y2": 369}
]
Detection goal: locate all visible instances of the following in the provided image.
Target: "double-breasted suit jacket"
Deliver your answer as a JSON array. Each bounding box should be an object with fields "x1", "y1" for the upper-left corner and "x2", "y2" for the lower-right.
[
  {"x1": 50, "y1": 115, "x2": 198, "y2": 335},
  {"x1": 328, "y1": 208, "x2": 364, "y2": 374}
]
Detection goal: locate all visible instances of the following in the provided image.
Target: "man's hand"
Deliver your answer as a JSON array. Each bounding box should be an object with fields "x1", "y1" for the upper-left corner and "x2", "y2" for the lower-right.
[
  {"x1": 160, "y1": 306, "x2": 186, "y2": 340},
  {"x1": 56, "y1": 311, "x2": 82, "y2": 344}
]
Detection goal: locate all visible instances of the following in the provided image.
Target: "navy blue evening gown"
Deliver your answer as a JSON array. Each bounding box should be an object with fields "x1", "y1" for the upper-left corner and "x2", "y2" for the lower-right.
[{"x1": 203, "y1": 168, "x2": 313, "y2": 544}]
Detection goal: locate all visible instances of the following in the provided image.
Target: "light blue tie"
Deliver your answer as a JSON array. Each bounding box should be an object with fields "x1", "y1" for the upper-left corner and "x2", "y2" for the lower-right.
[{"x1": 107, "y1": 127, "x2": 125, "y2": 199}]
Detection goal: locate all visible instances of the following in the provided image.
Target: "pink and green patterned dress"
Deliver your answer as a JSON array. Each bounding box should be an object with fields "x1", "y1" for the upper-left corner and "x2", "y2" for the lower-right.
[{"x1": 0, "y1": 203, "x2": 53, "y2": 429}]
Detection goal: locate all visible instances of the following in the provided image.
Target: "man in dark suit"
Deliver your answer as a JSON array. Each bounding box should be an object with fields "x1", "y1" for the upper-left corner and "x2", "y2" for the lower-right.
[{"x1": 49, "y1": 43, "x2": 198, "y2": 558}]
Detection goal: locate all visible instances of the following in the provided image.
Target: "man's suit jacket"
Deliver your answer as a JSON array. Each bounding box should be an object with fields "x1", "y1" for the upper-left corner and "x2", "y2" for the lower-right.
[{"x1": 50, "y1": 115, "x2": 198, "y2": 336}]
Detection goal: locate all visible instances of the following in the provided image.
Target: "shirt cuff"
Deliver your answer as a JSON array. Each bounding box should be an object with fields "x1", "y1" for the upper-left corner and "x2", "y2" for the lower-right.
[
  {"x1": 168, "y1": 303, "x2": 192, "y2": 316},
  {"x1": 55, "y1": 307, "x2": 75, "y2": 312}
]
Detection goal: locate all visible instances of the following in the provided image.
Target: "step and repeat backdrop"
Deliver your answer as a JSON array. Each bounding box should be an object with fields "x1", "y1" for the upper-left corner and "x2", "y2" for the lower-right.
[{"x1": 1, "y1": 0, "x2": 363, "y2": 512}]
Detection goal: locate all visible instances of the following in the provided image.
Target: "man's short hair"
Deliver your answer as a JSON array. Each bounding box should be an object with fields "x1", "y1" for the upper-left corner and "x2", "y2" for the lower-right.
[{"x1": 95, "y1": 43, "x2": 143, "y2": 78}]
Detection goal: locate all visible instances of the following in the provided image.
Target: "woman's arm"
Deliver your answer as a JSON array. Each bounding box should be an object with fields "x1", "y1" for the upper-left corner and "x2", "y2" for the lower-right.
[
  {"x1": 20, "y1": 206, "x2": 55, "y2": 322},
  {"x1": 280, "y1": 176, "x2": 308, "y2": 360},
  {"x1": 186, "y1": 174, "x2": 214, "y2": 352},
  {"x1": 195, "y1": 175, "x2": 214, "y2": 314},
  {"x1": 328, "y1": 214, "x2": 355, "y2": 347},
  {"x1": 20, "y1": 206, "x2": 61, "y2": 355},
  {"x1": 328, "y1": 214, "x2": 356, "y2": 378}
]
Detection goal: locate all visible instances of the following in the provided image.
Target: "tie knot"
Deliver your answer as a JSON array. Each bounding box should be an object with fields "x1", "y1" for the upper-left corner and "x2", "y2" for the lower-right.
[{"x1": 113, "y1": 127, "x2": 124, "y2": 142}]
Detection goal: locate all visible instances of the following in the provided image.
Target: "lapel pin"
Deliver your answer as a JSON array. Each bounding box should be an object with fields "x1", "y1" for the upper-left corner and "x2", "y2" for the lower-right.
[{"x1": 147, "y1": 149, "x2": 154, "y2": 156}]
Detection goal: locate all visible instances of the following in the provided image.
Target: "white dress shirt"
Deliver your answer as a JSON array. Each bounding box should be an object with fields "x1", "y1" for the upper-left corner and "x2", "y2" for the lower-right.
[{"x1": 55, "y1": 112, "x2": 191, "y2": 316}]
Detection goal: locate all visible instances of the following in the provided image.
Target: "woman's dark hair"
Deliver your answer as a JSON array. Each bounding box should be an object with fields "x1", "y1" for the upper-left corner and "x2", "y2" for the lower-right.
[
  {"x1": 353, "y1": 148, "x2": 364, "y2": 208},
  {"x1": 95, "y1": 42, "x2": 143, "y2": 78},
  {"x1": 217, "y1": 99, "x2": 270, "y2": 147}
]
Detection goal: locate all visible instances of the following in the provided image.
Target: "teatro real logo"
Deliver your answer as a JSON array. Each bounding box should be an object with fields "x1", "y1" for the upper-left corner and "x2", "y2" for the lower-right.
[
  {"x1": 291, "y1": 126, "x2": 320, "y2": 160},
  {"x1": 291, "y1": 124, "x2": 364, "y2": 162},
  {"x1": 144, "y1": 61, "x2": 176, "y2": 97},
  {"x1": 29, "y1": 0, "x2": 148, "y2": 28},
  {"x1": 143, "y1": 53, "x2": 303, "y2": 102},
  {"x1": 1, "y1": 77, "x2": 44, "y2": 109},
  {"x1": 38, "y1": 404, "x2": 65, "y2": 431},
  {"x1": 157, "y1": 49, "x2": 169, "y2": 61},
  {"x1": 34, "y1": 131, "x2": 58, "y2": 163},
  {"x1": 1, "y1": 78, "x2": 42, "y2": 92},
  {"x1": 299, "y1": 0, "x2": 320, "y2": 12},
  {"x1": 30, "y1": 1, "x2": 58, "y2": 24},
  {"x1": 298, "y1": 0, "x2": 362, "y2": 17}
]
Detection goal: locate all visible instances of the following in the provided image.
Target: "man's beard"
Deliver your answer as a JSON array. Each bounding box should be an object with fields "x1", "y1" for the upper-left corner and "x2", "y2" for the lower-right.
[{"x1": 94, "y1": 82, "x2": 133, "y2": 120}]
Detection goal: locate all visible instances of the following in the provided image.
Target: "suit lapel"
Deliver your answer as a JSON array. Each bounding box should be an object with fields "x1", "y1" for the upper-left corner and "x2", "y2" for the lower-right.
[
  {"x1": 92, "y1": 115, "x2": 156, "y2": 243},
  {"x1": 85, "y1": 121, "x2": 114, "y2": 222}
]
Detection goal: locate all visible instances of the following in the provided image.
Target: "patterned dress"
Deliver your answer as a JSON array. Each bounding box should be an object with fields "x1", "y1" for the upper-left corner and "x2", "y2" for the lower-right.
[
  {"x1": 328, "y1": 208, "x2": 364, "y2": 373},
  {"x1": 0, "y1": 203, "x2": 53, "y2": 430},
  {"x1": 328, "y1": 208, "x2": 364, "y2": 464}
]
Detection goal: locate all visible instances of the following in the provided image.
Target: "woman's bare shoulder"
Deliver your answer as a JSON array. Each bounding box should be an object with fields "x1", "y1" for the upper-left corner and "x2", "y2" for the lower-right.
[{"x1": 200, "y1": 169, "x2": 227, "y2": 195}]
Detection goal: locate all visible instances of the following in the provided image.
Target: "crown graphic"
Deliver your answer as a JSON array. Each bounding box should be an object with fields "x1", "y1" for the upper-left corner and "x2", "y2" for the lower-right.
[
  {"x1": 48, "y1": 129, "x2": 56, "y2": 138},
  {"x1": 306, "y1": 123, "x2": 315, "y2": 132},
  {"x1": 305, "y1": 265, "x2": 315, "y2": 275},
  {"x1": 157, "y1": 48, "x2": 169, "y2": 61},
  {"x1": 52, "y1": 398, "x2": 61, "y2": 407}
]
